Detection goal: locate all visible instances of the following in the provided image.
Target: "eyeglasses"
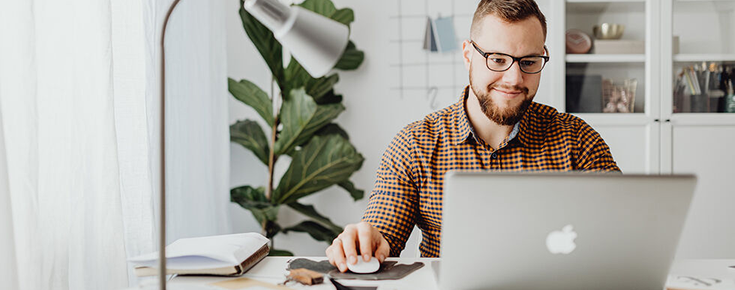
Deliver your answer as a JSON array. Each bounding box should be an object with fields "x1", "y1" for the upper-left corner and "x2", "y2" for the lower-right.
[{"x1": 470, "y1": 40, "x2": 550, "y2": 74}]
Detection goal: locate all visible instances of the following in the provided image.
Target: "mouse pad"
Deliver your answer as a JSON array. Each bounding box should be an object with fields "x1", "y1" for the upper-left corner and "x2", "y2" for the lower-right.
[{"x1": 286, "y1": 258, "x2": 424, "y2": 280}]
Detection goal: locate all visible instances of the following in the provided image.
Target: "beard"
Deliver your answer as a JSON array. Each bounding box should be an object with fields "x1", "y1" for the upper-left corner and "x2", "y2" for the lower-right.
[{"x1": 469, "y1": 69, "x2": 533, "y2": 126}]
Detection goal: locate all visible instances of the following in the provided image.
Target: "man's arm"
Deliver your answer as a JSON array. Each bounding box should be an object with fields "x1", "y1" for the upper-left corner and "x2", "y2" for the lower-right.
[
  {"x1": 326, "y1": 125, "x2": 421, "y2": 272},
  {"x1": 575, "y1": 121, "x2": 621, "y2": 171},
  {"x1": 361, "y1": 125, "x2": 420, "y2": 257}
]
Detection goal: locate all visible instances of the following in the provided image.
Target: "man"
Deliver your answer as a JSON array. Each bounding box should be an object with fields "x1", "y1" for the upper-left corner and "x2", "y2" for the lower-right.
[{"x1": 326, "y1": 0, "x2": 620, "y2": 272}]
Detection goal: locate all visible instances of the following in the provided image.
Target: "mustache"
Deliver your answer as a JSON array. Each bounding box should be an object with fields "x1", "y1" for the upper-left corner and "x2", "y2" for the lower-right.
[{"x1": 488, "y1": 84, "x2": 529, "y2": 94}]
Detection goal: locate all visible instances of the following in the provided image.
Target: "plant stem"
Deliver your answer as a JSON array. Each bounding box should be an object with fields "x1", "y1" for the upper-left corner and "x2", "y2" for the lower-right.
[{"x1": 266, "y1": 77, "x2": 278, "y2": 202}]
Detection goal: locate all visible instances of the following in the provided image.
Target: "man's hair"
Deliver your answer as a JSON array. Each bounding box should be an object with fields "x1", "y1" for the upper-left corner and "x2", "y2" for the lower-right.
[{"x1": 470, "y1": 0, "x2": 547, "y2": 39}]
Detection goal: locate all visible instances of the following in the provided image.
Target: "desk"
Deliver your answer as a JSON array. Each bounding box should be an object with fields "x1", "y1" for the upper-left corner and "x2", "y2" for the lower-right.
[{"x1": 171, "y1": 258, "x2": 735, "y2": 290}]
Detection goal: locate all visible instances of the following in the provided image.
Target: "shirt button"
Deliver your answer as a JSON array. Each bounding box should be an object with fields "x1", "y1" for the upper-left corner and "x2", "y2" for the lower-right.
[{"x1": 491, "y1": 152, "x2": 498, "y2": 159}]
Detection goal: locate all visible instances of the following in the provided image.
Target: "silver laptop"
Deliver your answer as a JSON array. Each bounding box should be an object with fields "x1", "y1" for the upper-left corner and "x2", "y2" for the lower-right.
[{"x1": 437, "y1": 171, "x2": 696, "y2": 290}]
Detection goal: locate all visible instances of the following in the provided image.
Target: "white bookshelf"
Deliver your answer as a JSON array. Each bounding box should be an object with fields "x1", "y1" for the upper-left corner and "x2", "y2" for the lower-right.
[
  {"x1": 566, "y1": 54, "x2": 646, "y2": 63},
  {"x1": 566, "y1": 0, "x2": 644, "y2": 3},
  {"x1": 673, "y1": 54, "x2": 735, "y2": 63}
]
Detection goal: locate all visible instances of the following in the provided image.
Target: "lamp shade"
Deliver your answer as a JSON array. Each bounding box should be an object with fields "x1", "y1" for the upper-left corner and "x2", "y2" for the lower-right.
[{"x1": 244, "y1": 0, "x2": 349, "y2": 77}]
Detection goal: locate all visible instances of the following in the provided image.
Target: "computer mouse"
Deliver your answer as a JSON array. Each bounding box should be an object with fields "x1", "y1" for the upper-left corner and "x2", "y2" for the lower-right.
[{"x1": 346, "y1": 257, "x2": 380, "y2": 274}]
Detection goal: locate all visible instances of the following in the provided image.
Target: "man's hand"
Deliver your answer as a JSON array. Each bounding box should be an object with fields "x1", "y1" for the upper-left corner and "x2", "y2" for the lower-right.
[{"x1": 326, "y1": 222, "x2": 391, "y2": 272}]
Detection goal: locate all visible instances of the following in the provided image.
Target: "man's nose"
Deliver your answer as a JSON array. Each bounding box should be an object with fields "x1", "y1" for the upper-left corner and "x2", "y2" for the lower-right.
[{"x1": 501, "y1": 61, "x2": 524, "y2": 85}]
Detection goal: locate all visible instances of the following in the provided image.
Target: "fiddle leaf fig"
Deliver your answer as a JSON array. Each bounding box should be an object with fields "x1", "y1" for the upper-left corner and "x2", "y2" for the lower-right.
[
  {"x1": 287, "y1": 202, "x2": 342, "y2": 233},
  {"x1": 230, "y1": 186, "x2": 279, "y2": 226},
  {"x1": 230, "y1": 0, "x2": 365, "y2": 255},
  {"x1": 298, "y1": 0, "x2": 337, "y2": 18},
  {"x1": 274, "y1": 88, "x2": 344, "y2": 155},
  {"x1": 238, "y1": 2, "x2": 283, "y2": 84},
  {"x1": 283, "y1": 220, "x2": 340, "y2": 243},
  {"x1": 331, "y1": 8, "x2": 355, "y2": 26},
  {"x1": 230, "y1": 119, "x2": 270, "y2": 165},
  {"x1": 335, "y1": 41, "x2": 364, "y2": 70},
  {"x1": 228, "y1": 78, "x2": 274, "y2": 126},
  {"x1": 306, "y1": 74, "x2": 339, "y2": 102},
  {"x1": 338, "y1": 180, "x2": 364, "y2": 201},
  {"x1": 272, "y1": 135, "x2": 364, "y2": 204}
]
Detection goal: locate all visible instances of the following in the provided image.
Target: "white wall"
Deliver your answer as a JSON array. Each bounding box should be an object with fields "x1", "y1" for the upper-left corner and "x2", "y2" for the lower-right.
[{"x1": 226, "y1": 0, "x2": 554, "y2": 256}]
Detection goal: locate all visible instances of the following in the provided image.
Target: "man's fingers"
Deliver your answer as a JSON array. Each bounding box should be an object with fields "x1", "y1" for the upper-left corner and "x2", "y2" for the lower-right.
[
  {"x1": 376, "y1": 238, "x2": 390, "y2": 263},
  {"x1": 357, "y1": 222, "x2": 374, "y2": 262},
  {"x1": 328, "y1": 239, "x2": 348, "y2": 272},
  {"x1": 340, "y1": 226, "x2": 359, "y2": 266}
]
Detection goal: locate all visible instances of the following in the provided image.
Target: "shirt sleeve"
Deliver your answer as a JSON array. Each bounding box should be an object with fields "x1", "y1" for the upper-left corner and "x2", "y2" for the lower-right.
[
  {"x1": 574, "y1": 120, "x2": 621, "y2": 172},
  {"x1": 361, "y1": 125, "x2": 420, "y2": 257}
]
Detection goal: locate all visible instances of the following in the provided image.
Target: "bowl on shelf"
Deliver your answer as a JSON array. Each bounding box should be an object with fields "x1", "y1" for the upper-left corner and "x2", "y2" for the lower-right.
[{"x1": 593, "y1": 23, "x2": 625, "y2": 40}]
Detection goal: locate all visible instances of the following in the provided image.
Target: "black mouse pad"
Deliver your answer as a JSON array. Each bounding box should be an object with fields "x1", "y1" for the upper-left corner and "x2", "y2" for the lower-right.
[{"x1": 287, "y1": 258, "x2": 424, "y2": 280}]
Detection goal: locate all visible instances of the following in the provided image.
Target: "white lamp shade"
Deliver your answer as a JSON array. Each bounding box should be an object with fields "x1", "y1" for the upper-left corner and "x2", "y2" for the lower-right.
[{"x1": 244, "y1": 0, "x2": 349, "y2": 77}]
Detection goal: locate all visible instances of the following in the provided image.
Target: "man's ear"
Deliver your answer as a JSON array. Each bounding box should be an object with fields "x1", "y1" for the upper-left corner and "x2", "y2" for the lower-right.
[{"x1": 462, "y1": 39, "x2": 473, "y2": 71}]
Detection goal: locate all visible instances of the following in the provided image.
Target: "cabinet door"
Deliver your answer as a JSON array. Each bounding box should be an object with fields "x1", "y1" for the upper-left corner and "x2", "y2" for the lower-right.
[
  {"x1": 591, "y1": 120, "x2": 659, "y2": 174},
  {"x1": 670, "y1": 125, "x2": 735, "y2": 258}
]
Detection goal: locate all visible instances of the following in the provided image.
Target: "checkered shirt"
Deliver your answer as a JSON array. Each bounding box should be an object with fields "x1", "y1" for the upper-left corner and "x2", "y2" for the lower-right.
[{"x1": 362, "y1": 87, "x2": 620, "y2": 257}]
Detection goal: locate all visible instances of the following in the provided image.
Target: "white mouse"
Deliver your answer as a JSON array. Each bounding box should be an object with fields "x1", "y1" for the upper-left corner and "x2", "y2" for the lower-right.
[{"x1": 346, "y1": 257, "x2": 380, "y2": 274}]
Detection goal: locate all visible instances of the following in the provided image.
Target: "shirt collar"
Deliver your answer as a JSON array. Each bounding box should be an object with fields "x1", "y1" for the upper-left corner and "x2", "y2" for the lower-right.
[{"x1": 453, "y1": 86, "x2": 523, "y2": 146}]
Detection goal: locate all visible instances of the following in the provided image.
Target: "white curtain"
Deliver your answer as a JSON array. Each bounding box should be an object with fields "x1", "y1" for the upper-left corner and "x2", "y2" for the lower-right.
[
  {"x1": 0, "y1": 0, "x2": 230, "y2": 289},
  {"x1": 0, "y1": 97, "x2": 18, "y2": 290}
]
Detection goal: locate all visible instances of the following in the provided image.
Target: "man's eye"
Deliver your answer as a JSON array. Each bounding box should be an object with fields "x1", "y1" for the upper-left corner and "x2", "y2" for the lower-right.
[
  {"x1": 521, "y1": 60, "x2": 538, "y2": 66},
  {"x1": 490, "y1": 58, "x2": 506, "y2": 64}
]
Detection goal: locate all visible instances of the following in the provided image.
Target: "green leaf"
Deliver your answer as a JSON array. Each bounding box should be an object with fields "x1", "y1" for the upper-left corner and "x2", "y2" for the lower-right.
[
  {"x1": 274, "y1": 88, "x2": 345, "y2": 155},
  {"x1": 268, "y1": 249, "x2": 294, "y2": 256},
  {"x1": 283, "y1": 221, "x2": 340, "y2": 243},
  {"x1": 287, "y1": 202, "x2": 342, "y2": 233},
  {"x1": 334, "y1": 41, "x2": 364, "y2": 70},
  {"x1": 228, "y1": 78, "x2": 274, "y2": 126},
  {"x1": 331, "y1": 8, "x2": 355, "y2": 26},
  {"x1": 338, "y1": 180, "x2": 364, "y2": 201},
  {"x1": 238, "y1": 2, "x2": 284, "y2": 84},
  {"x1": 264, "y1": 220, "x2": 281, "y2": 239},
  {"x1": 272, "y1": 135, "x2": 364, "y2": 204},
  {"x1": 306, "y1": 74, "x2": 339, "y2": 101},
  {"x1": 314, "y1": 91, "x2": 343, "y2": 105},
  {"x1": 230, "y1": 120, "x2": 270, "y2": 165},
  {"x1": 230, "y1": 186, "x2": 279, "y2": 225},
  {"x1": 314, "y1": 123, "x2": 349, "y2": 140},
  {"x1": 298, "y1": 0, "x2": 336, "y2": 17},
  {"x1": 284, "y1": 58, "x2": 311, "y2": 95}
]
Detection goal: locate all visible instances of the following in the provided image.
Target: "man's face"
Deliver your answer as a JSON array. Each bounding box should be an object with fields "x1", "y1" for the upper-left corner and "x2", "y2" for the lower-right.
[{"x1": 462, "y1": 14, "x2": 546, "y2": 125}]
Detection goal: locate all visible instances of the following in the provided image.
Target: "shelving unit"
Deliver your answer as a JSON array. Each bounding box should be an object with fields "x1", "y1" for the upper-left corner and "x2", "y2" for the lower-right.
[
  {"x1": 547, "y1": 0, "x2": 735, "y2": 259},
  {"x1": 566, "y1": 54, "x2": 646, "y2": 63},
  {"x1": 673, "y1": 54, "x2": 735, "y2": 62}
]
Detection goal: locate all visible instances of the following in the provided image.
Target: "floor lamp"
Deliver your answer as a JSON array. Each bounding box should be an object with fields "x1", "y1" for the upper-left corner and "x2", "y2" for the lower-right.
[{"x1": 157, "y1": 0, "x2": 348, "y2": 289}]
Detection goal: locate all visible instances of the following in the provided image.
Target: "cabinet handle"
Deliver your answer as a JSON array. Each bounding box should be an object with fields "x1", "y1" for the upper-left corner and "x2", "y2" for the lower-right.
[{"x1": 654, "y1": 119, "x2": 660, "y2": 122}]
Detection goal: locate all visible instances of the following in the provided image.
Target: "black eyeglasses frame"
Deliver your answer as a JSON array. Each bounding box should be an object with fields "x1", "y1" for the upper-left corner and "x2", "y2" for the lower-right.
[{"x1": 470, "y1": 40, "x2": 550, "y2": 74}]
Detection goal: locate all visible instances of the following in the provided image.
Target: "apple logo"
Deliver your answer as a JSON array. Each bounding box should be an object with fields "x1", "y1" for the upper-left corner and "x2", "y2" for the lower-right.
[{"x1": 546, "y1": 225, "x2": 577, "y2": 254}]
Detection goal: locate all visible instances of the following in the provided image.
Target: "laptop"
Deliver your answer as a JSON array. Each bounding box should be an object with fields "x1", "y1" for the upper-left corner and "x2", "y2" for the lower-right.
[{"x1": 437, "y1": 171, "x2": 697, "y2": 290}]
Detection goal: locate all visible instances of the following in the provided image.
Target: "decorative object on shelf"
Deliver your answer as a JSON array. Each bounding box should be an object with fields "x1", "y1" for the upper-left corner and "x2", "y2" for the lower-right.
[
  {"x1": 566, "y1": 29, "x2": 592, "y2": 54},
  {"x1": 593, "y1": 23, "x2": 625, "y2": 40},
  {"x1": 726, "y1": 79, "x2": 735, "y2": 113},
  {"x1": 229, "y1": 0, "x2": 366, "y2": 256},
  {"x1": 674, "y1": 63, "x2": 734, "y2": 113},
  {"x1": 602, "y1": 78, "x2": 637, "y2": 113},
  {"x1": 423, "y1": 16, "x2": 458, "y2": 53},
  {"x1": 594, "y1": 40, "x2": 644, "y2": 54},
  {"x1": 566, "y1": 75, "x2": 602, "y2": 113}
]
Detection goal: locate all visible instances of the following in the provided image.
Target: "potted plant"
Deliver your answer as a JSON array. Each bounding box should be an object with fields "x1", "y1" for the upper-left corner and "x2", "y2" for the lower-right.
[{"x1": 229, "y1": 0, "x2": 365, "y2": 256}]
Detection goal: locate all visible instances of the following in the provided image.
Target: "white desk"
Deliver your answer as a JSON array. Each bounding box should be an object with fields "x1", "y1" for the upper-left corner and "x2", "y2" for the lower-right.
[{"x1": 171, "y1": 257, "x2": 735, "y2": 290}]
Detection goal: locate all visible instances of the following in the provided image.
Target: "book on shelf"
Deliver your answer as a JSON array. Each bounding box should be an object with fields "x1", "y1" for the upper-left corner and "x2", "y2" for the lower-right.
[{"x1": 129, "y1": 232, "x2": 270, "y2": 277}]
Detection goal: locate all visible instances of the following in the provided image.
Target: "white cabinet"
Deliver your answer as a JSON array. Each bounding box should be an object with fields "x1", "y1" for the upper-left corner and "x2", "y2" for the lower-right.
[
  {"x1": 546, "y1": 0, "x2": 735, "y2": 258},
  {"x1": 671, "y1": 125, "x2": 735, "y2": 258}
]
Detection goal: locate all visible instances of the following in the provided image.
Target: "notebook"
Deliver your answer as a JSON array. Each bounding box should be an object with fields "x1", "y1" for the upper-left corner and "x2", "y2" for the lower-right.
[{"x1": 129, "y1": 232, "x2": 270, "y2": 277}]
